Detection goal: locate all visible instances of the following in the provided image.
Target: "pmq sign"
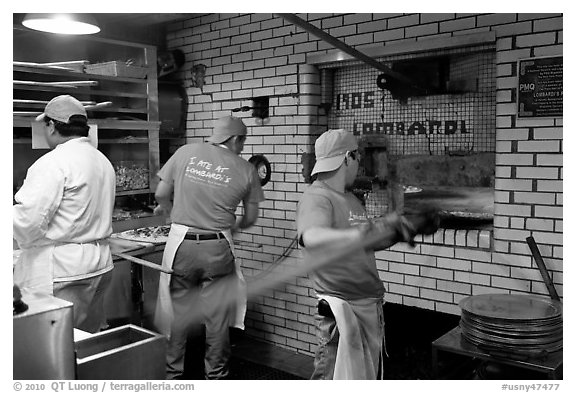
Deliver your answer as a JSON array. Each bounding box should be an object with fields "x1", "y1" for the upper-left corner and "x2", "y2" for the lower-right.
[{"x1": 518, "y1": 56, "x2": 563, "y2": 118}]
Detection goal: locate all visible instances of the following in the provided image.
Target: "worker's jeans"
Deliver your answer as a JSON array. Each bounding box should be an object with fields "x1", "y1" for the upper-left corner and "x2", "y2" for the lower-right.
[
  {"x1": 166, "y1": 238, "x2": 237, "y2": 380},
  {"x1": 310, "y1": 313, "x2": 339, "y2": 380}
]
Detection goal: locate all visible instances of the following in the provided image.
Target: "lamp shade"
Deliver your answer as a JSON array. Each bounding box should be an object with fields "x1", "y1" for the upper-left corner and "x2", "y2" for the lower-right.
[{"x1": 22, "y1": 13, "x2": 100, "y2": 35}]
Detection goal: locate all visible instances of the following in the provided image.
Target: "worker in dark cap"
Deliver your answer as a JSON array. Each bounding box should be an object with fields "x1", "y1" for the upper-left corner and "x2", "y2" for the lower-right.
[
  {"x1": 154, "y1": 115, "x2": 265, "y2": 379},
  {"x1": 13, "y1": 95, "x2": 116, "y2": 333},
  {"x1": 296, "y1": 128, "x2": 426, "y2": 379}
]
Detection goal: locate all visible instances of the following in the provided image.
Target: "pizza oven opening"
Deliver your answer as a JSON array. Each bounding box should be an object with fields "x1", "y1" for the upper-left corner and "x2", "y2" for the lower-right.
[
  {"x1": 324, "y1": 45, "x2": 497, "y2": 231},
  {"x1": 352, "y1": 136, "x2": 495, "y2": 230}
]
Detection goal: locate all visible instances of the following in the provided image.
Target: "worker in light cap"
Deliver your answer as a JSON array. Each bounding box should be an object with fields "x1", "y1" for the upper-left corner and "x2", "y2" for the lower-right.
[
  {"x1": 13, "y1": 95, "x2": 116, "y2": 333},
  {"x1": 296, "y1": 128, "x2": 420, "y2": 379},
  {"x1": 154, "y1": 115, "x2": 265, "y2": 379}
]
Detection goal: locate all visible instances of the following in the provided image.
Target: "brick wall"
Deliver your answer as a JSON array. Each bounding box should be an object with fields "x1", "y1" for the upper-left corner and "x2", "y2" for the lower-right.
[{"x1": 164, "y1": 13, "x2": 563, "y2": 355}]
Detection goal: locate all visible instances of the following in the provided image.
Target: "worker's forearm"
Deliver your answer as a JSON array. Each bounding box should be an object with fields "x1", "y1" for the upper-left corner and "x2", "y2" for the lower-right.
[
  {"x1": 232, "y1": 214, "x2": 256, "y2": 232},
  {"x1": 153, "y1": 195, "x2": 173, "y2": 216},
  {"x1": 301, "y1": 226, "x2": 362, "y2": 249}
]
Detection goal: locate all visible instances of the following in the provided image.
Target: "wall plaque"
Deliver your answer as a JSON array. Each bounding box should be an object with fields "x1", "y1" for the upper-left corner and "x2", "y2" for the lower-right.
[{"x1": 517, "y1": 56, "x2": 563, "y2": 118}]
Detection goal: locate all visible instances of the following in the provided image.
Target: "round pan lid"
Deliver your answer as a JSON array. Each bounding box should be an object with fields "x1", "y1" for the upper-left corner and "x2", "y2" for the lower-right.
[{"x1": 459, "y1": 294, "x2": 562, "y2": 321}]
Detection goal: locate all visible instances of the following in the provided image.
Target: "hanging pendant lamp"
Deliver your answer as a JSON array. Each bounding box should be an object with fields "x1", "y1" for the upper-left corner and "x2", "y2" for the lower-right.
[{"x1": 22, "y1": 13, "x2": 100, "y2": 35}]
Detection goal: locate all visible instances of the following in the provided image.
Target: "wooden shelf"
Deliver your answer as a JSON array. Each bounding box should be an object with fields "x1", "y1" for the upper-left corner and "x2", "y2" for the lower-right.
[
  {"x1": 14, "y1": 28, "x2": 160, "y2": 233},
  {"x1": 13, "y1": 84, "x2": 149, "y2": 99},
  {"x1": 100, "y1": 138, "x2": 150, "y2": 144},
  {"x1": 14, "y1": 64, "x2": 149, "y2": 84},
  {"x1": 14, "y1": 103, "x2": 148, "y2": 116},
  {"x1": 13, "y1": 138, "x2": 150, "y2": 145},
  {"x1": 13, "y1": 139, "x2": 32, "y2": 144},
  {"x1": 116, "y1": 189, "x2": 152, "y2": 196},
  {"x1": 13, "y1": 116, "x2": 160, "y2": 130}
]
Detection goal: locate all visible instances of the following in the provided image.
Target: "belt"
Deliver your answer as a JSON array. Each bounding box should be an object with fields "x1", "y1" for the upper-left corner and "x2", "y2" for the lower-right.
[{"x1": 184, "y1": 232, "x2": 224, "y2": 241}]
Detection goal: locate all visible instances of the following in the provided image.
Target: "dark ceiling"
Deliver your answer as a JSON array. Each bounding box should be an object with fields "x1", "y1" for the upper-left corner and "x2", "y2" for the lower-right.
[
  {"x1": 13, "y1": 13, "x2": 193, "y2": 46},
  {"x1": 94, "y1": 13, "x2": 191, "y2": 26}
]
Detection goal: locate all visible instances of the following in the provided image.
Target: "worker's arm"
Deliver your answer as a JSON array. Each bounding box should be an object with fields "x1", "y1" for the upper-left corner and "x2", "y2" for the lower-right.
[
  {"x1": 153, "y1": 179, "x2": 174, "y2": 217},
  {"x1": 300, "y1": 226, "x2": 363, "y2": 249},
  {"x1": 13, "y1": 159, "x2": 63, "y2": 248},
  {"x1": 301, "y1": 213, "x2": 419, "y2": 250},
  {"x1": 232, "y1": 200, "x2": 259, "y2": 233}
]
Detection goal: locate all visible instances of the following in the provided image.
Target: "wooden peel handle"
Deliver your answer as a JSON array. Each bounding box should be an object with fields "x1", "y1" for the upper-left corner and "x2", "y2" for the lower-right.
[{"x1": 112, "y1": 252, "x2": 173, "y2": 275}]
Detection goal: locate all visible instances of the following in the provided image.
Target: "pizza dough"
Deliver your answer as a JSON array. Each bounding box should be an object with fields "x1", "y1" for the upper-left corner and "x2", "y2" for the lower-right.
[{"x1": 115, "y1": 225, "x2": 170, "y2": 244}]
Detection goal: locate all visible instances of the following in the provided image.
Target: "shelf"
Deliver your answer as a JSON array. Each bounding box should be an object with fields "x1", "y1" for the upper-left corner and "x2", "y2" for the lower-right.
[
  {"x1": 100, "y1": 138, "x2": 150, "y2": 144},
  {"x1": 13, "y1": 116, "x2": 161, "y2": 130},
  {"x1": 116, "y1": 189, "x2": 152, "y2": 196},
  {"x1": 14, "y1": 64, "x2": 149, "y2": 84},
  {"x1": 13, "y1": 139, "x2": 32, "y2": 144},
  {"x1": 13, "y1": 138, "x2": 150, "y2": 145},
  {"x1": 14, "y1": 27, "x2": 160, "y2": 233},
  {"x1": 13, "y1": 84, "x2": 149, "y2": 99},
  {"x1": 14, "y1": 104, "x2": 148, "y2": 117}
]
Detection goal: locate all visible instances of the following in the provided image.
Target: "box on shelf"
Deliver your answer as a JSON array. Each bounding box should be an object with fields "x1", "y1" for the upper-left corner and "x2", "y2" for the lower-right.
[{"x1": 85, "y1": 61, "x2": 147, "y2": 79}]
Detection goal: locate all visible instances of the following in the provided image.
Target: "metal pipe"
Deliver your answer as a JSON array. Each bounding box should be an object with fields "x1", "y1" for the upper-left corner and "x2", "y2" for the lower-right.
[{"x1": 276, "y1": 13, "x2": 416, "y2": 86}]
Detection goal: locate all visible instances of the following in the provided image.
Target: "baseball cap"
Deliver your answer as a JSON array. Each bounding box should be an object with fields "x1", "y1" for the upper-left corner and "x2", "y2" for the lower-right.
[
  {"x1": 207, "y1": 116, "x2": 247, "y2": 144},
  {"x1": 35, "y1": 95, "x2": 87, "y2": 123},
  {"x1": 311, "y1": 129, "x2": 358, "y2": 176}
]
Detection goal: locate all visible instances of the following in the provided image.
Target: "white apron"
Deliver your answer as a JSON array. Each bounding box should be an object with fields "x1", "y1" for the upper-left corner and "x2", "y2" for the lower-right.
[
  {"x1": 319, "y1": 295, "x2": 385, "y2": 380},
  {"x1": 154, "y1": 223, "x2": 247, "y2": 338},
  {"x1": 13, "y1": 245, "x2": 55, "y2": 295},
  {"x1": 13, "y1": 240, "x2": 113, "y2": 296}
]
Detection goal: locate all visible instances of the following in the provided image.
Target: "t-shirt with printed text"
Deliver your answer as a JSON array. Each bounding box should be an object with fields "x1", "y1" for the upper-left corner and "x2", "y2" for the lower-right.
[
  {"x1": 296, "y1": 181, "x2": 385, "y2": 300},
  {"x1": 157, "y1": 142, "x2": 265, "y2": 232}
]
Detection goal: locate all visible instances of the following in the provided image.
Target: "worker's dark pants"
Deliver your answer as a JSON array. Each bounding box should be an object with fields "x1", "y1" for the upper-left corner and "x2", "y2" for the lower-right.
[{"x1": 165, "y1": 238, "x2": 237, "y2": 380}]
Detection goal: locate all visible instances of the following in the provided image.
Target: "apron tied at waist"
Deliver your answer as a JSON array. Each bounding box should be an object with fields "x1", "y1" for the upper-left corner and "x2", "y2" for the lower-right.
[
  {"x1": 318, "y1": 295, "x2": 385, "y2": 380},
  {"x1": 13, "y1": 238, "x2": 112, "y2": 296},
  {"x1": 154, "y1": 223, "x2": 247, "y2": 339}
]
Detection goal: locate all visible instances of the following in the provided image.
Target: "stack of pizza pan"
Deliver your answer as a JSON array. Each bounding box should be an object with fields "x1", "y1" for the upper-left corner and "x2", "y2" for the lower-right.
[{"x1": 458, "y1": 294, "x2": 563, "y2": 356}]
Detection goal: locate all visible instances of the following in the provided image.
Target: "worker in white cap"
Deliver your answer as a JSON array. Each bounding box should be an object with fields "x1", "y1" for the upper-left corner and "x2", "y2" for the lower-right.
[
  {"x1": 13, "y1": 95, "x2": 116, "y2": 333},
  {"x1": 154, "y1": 115, "x2": 265, "y2": 379},
  {"x1": 296, "y1": 128, "x2": 419, "y2": 379}
]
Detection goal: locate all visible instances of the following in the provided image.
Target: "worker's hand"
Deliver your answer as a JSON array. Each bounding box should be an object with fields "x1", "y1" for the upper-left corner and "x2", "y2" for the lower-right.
[
  {"x1": 370, "y1": 212, "x2": 418, "y2": 247},
  {"x1": 376, "y1": 212, "x2": 416, "y2": 246},
  {"x1": 153, "y1": 204, "x2": 169, "y2": 216},
  {"x1": 403, "y1": 209, "x2": 441, "y2": 238},
  {"x1": 396, "y1": 215, "x2": 418, "y2": 247}
]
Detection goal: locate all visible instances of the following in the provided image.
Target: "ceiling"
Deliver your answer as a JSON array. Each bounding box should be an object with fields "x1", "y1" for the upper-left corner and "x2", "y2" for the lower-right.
[
  {"x1": 94, "y1": 13, "x2": 191, "y2": 28},
  {"x1": 13, "y1": 13, "x2": 194, "y2": 46}
]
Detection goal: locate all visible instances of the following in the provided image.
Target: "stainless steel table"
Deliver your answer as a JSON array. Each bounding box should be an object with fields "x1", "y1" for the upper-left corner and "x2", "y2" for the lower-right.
[{"x1": 431, "y1": 326, "x2": 563, "y2": 379}]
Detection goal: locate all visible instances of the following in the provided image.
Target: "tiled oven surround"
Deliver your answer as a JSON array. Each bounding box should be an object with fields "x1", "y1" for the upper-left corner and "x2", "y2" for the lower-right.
[
  {"x1": 418, "y1": 228, "x2": 492, "y2": 249},
  {"x1": 165, "y1": 13, "x2": 563, "y2": 356}
]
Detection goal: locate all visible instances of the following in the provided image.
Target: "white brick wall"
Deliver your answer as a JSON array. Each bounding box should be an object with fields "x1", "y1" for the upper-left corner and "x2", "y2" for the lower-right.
[{"x1": 165, "y1": 13, "x2": 563, "y2": 356}]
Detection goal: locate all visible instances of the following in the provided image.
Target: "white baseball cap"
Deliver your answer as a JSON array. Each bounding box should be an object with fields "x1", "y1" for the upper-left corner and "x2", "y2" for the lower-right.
[
  {"x1": 311, "y1": 129, "x2": 358, "y2": 176},
  {"x1": 35, "y1": 95, "x2": 87, "y2": 123},
  {"x1": 207, "y1": 116, "x2": 247, "y2": 144}
]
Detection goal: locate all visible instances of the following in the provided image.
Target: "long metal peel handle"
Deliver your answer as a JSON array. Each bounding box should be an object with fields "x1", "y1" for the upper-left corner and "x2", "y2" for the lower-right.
[{"x1": 526, "y1": 236, "x2": 560, "y2": 301}]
